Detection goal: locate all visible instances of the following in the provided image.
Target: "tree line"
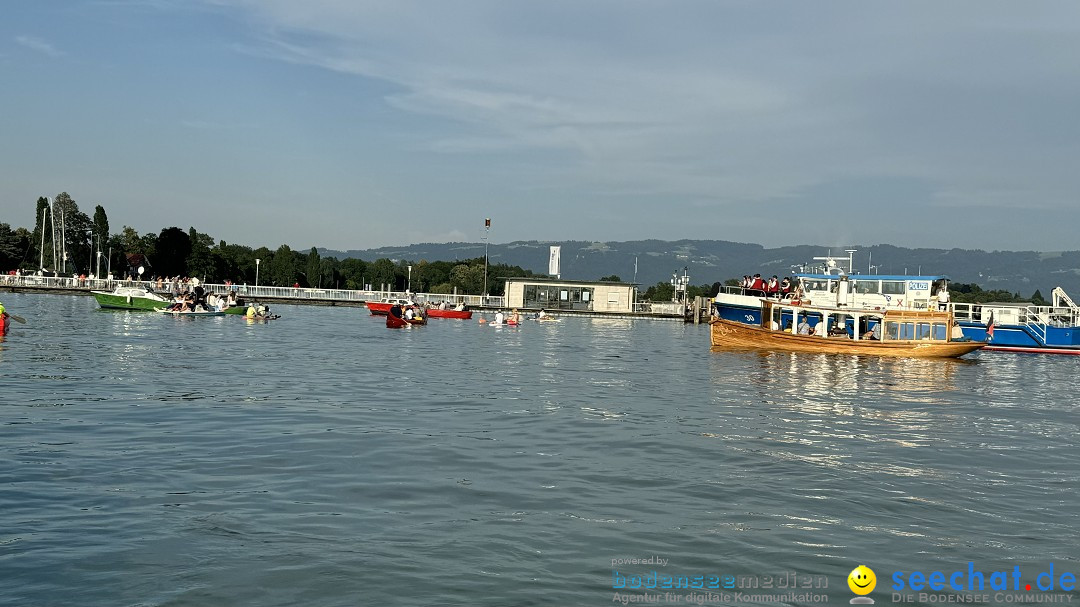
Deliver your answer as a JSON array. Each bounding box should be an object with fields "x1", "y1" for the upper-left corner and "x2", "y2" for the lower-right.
[
  {"x1": 0, "y1": 192, "x2": 1053, "y2": 304},
  {"x1": 0, "y1": 193, "x2": 539, "y2": 296}
]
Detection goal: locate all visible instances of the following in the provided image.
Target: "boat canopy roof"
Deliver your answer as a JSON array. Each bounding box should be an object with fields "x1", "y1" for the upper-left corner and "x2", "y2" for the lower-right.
[{"x1": 795, "y1": 273, "x2": 946, "y2": 282}]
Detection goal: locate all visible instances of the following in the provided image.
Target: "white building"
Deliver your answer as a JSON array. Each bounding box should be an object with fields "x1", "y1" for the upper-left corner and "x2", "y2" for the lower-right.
[{"x1": 502, "y1": 278, "x2": 637, "y2": 313}]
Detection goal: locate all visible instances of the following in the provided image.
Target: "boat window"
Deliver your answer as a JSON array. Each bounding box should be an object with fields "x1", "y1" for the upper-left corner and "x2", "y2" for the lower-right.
[
  {"x1": 803, "y1": 279, "x2": 828, "y2": 292},
  {"x1": 882, "y1": 281, "x2": 906, "y2": 295},
  {"x1": 932, "y1": 323, "x2": 947, "y2": 340},
  {"x1": 898, "y1": 322, "x2": 915, "y2": 340},
  {"x1": 854, "y1": 280, "x2": 881, "y2": 294},
  {"x1": 885, "y1": 322, "x2": 900, "y2": 340},
  {"x1": 916, "y1": 323, "x2": 932, "y2": 339}
]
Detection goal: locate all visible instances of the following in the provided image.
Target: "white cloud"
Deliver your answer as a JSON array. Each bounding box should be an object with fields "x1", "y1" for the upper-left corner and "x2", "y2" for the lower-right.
[{"x1": 15, "y1": 35, "x2": 64, "y2": 57}]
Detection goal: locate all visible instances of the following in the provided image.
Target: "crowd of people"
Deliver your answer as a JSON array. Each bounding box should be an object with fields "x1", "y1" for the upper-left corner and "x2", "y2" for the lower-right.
[
  {"x1": 739, "y1": 274, "x2": 800, "y2": 299},
  {"x1": 162, "y1": 284, "x2": 244, "y2": 313}
]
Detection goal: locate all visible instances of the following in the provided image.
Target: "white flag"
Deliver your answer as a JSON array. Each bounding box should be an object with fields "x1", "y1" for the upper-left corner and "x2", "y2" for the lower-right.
[{"x1": 549, "y1": 246, "x2": 561, "y2": 276}]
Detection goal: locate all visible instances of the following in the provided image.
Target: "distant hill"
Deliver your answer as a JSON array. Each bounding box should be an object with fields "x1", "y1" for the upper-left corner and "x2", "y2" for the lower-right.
[{"x1": 320, "y1": 240, "x2": 1080, "y2": 298}]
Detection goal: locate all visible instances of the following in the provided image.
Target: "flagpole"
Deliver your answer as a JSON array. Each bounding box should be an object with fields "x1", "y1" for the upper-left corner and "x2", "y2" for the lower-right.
[{"x1": 483, "y1": 218, "x2": 490, "y2": 301}]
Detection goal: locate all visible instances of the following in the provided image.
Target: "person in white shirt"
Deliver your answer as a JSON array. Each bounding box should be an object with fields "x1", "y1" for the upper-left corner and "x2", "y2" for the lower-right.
[{"x1": 937, "y1": 285, "x2": 950, "y2": 310}]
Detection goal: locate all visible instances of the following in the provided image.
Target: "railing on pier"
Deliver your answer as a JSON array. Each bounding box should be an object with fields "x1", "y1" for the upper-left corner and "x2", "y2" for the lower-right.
[{"x1": 0, "y1": 273, "x2": 511, "y2": 308}]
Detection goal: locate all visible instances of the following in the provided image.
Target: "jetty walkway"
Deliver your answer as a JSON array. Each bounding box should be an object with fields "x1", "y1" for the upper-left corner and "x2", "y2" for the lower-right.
[{"x1": 1, "y1": 275, "x2": 707, "y2": 321}]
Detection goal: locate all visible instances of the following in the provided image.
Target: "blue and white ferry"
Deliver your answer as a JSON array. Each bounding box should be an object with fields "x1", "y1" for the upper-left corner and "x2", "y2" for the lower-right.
[
  {"x1": 713, "y1": 255, "x2": 948, "y2": 333},
  {"x1": 713, "y1": 254, "x2": 1080, "y2": 355}
]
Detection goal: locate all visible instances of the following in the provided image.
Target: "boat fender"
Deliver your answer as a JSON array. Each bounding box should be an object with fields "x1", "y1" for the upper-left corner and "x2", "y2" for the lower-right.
[{"x1": 126, "y1": 295, "x2": 132, "y2": 304}]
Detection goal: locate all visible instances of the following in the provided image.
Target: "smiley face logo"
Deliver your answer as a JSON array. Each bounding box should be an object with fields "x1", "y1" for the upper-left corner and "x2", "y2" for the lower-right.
[{"x1": 848, "y1": 565, "x2": 876, "y2": 595}]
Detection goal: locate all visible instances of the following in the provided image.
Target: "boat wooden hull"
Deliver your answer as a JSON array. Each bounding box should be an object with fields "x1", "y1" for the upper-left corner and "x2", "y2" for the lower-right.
[
  {"x1": 709, "y1": 318, "x2": 984, "y2": 358},
  {"x1": 425, "y1": 308, "x2": 472, "y2": 320}
]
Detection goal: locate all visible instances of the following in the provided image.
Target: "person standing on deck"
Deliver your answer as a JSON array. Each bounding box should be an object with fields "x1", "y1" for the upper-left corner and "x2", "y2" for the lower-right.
[{"x1": 937, "y1": 283, "x2": 951, "y2": 310}]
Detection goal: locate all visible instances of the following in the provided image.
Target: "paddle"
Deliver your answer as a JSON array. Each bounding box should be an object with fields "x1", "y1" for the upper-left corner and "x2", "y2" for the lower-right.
[{"x1": 6, "y1": 313, "x2": 26, "y2": 324}]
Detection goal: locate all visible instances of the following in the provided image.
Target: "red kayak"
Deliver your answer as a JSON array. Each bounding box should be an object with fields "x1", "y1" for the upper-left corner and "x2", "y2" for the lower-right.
[{"x1": 425, "y1": 308, "x2": 472, "y2": 320}]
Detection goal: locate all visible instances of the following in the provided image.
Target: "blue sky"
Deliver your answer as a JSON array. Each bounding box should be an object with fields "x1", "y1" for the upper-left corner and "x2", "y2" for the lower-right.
[{"x1": 3, "y1": 1, "x2": 1079, "y2": 252}]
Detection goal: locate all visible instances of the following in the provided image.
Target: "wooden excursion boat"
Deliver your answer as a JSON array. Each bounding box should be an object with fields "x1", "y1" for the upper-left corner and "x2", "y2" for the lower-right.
[{"x1": 710, "y1": 299, "x2": 985, "y2": 358}]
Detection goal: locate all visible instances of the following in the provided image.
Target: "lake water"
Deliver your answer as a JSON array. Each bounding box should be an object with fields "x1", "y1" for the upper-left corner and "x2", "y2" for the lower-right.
[{"x1": 1, "y1": 292, "x2": 1078, "y2": 606}]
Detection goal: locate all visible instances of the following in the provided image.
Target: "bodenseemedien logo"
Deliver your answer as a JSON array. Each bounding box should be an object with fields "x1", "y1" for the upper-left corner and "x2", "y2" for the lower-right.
[{"x1": 848, "y1": 565, "x2": 876, "y2": 604}]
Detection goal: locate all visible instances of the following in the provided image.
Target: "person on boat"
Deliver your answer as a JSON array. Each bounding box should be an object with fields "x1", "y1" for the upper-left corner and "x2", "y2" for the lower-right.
[
  {"x1": 863, "y1": 323, "x2": 882, "y2": 340},
  {"x1": 494, "y1": 310, "x2": 505, "y2": 325},
  {"x1": 510, "y1": 309, "x2": 521, "y2": 324},
  {"x1": 389, "y1": 304, "x2": 404, "y2": 319},
  {"x1": 246, "y1": 304, "x2": 257, "y2": 318},
  {"x1": 455, "y1": 302, "x2": 466, "y2": 311},
  {"x1": 780, "y1": 277, "x2": 792, "y2": 297},
  {"x1": 439, "y1": 301, "x2": 448, "y2": 310},
  {"x1": 937, "y1": 284, "x2": 950, "y2": 311},
  {"x1": 404, "y1": 306, "x2": 416, "y2": 320},
  {"x1": 766, "y1": 276, "x2": 780, "y2": 298},
  {"x1": 783, "y1": 321, "x2": 793, "y2": 333},
  {"x1": 828, "y1": 322, "x2": 848, "y2": 338},
  {"x1": 749, "y1": 274, "x2": 765, "y2": 296},
  {"x1": 797, "y1": 318, "x2": 812, "y2": 335},
  {"x1": 207, "y1": 293, "x2": 219, "y2": 310},
  {"x1": 537, "y1": 309, "x2": 547, "y2": 319}
]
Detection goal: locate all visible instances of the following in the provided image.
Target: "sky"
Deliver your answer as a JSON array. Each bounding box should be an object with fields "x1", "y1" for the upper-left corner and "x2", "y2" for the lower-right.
[{"x1": 2, "y1": 1, "x2": 1079, "y2": 253}]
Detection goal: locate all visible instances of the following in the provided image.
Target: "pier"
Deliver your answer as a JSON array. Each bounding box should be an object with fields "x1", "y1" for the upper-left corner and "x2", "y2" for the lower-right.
[{"x1": 1, "y1": 275, "x2": 698, "y2": 321}]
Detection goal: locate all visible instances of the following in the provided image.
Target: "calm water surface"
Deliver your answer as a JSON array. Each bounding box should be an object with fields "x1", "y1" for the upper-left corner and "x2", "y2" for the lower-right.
[{"x1": 1, "y1": 292, "x2": 1077, "y2": 606}]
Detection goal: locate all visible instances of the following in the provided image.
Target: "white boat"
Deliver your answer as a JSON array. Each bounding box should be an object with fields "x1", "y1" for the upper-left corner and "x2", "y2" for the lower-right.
[{"x1": 92, "y1": 285, "x2": 171, "y2": 310}]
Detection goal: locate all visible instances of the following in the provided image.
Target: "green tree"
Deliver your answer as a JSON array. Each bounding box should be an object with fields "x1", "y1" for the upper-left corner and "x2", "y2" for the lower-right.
[
  {"x1": 449, "y1": 263, "x2": 485, "y2": 294},
  {"x1": 91, "y1": 205, "x2": 109, "y2": 275},
  {"x1": 305, "y1": 247, "x2": 321, "y2": 288},
  {"x1": 369, "y1": 258, "x2": 397, "y2": 290},
  {"x1": 599, "y1": 275, "x2": 622, "y2": 282},
  {"x1": 52, "y1": 192, "x2": 93, "y2": 274},
  {"x1": 0, "y1": 223, "x2": 29, "y2": 271},
  {"x1": 156, "y1": 227, "x2": 191, "y2": 277},
  {"x1": 185, "y1": 228, "x2": 215, "y2": 280},
  {"x1": 318, "y1": 257, "x2": 339, "y2": 289},
  {"x1": 269, "y1": 244, "x2": 297, "y2": 286},
  {"x1": 339, "y1": 258, "x2": 369, "y2": 290},
  {"x1": 32, "y1": 197, "x2": 51, "y2": 269},
  {"x1": 641, "y1": 281, "x2": 675, "y2": 301}
]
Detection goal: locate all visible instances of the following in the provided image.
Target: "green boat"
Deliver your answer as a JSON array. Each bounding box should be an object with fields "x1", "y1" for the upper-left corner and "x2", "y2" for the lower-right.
[{"x1": 92, "y1": 286, "x2": 172, "y2": 311}]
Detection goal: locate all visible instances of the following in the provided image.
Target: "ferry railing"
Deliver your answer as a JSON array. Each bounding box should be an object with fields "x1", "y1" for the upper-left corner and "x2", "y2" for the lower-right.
[{"x1": 950, "y1": 302, "x2": 980, "y2": 322}]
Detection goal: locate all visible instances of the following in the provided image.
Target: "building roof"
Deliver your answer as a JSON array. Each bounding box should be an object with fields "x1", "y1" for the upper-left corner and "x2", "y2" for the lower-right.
[{"x1": 504, "y1": 277, "x2": 637, "y2": 286}]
